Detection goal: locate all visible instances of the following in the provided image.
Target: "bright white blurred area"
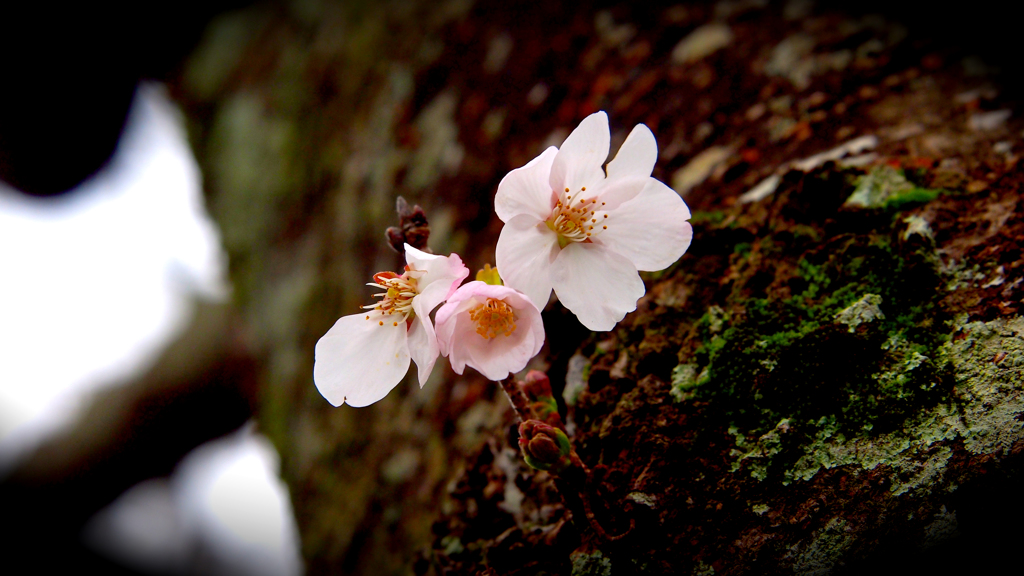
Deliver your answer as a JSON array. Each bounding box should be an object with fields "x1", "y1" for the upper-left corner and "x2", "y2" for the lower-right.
[
  {"x1": 0, "y1": 82, "x2": 225, "y2": 461},
  {"x1": 0, "y1": 82, "x2": 302, "y2": 575},
  {"x1": 85, "y1": 424, "x2": 304, "y2": 576}
]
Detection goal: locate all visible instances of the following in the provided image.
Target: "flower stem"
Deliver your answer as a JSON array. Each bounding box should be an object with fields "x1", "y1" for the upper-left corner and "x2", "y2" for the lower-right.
[
  {"x1": 498, "y1": 375, "x2": 531, "y2": 418},
  {"x1": 500, "y1": 371, "x2": 634, "y2": 542}
]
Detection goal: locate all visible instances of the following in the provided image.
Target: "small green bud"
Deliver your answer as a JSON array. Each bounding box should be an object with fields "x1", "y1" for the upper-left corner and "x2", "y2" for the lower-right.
[{"x1": 476, "y1": 263, "x2": 503, "y2": 286}]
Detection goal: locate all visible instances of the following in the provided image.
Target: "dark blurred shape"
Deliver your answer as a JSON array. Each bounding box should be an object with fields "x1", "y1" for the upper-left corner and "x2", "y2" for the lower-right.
[
  {"x1": 847, "y1": 0, "x2": 1024, "y2": 93},
  {"x1": 0, "y1": 301, "x2": 259, "y2": 574},
  {"x1": 386, "y1": 196, "x2": 431, "y2": 252},
  {"x1": 1, "y1": 3, "x2": 262, "y2": 574},
  {"x1": 0, "y1": 1, "x2": 249, "y2": 197}
]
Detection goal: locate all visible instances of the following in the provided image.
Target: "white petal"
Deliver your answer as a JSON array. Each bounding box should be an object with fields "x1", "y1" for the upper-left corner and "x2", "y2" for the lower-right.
[
  {"x1": 408, "y1": 297, "x2": 440, "y2": 387},
  {"x1": 495, "y1": 147, "x2": 558, "y2": 223},
  {"x1": 313, "y1": 314, "x2": 410, "y2": 407},
  {"x1": 495, "y1": 214, "x2": 558, "y2": 310},
  {"x1": 606, "y1": 123, "x2": 657, "y2": 181},
  {"x1": 600, "y1": 178, "x2": 693, "y2": 271},
  {"x1": 406, "y1": 245, "x2": 469, "y2": 312},
  {"x1": 549, "y1": 111, "x2": 610, "y2": 194},
  {"x1": 591, "y1": 175, "x2": 647, "y2": 211},
  {"x1": 551, "y1": 242, "x2": 645, "y2": 331}
]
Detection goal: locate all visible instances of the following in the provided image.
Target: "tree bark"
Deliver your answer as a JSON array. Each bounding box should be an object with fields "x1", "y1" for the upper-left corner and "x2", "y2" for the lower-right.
[{"x1": 167, "y1": 1, "x2": 1024, "y2": 573}]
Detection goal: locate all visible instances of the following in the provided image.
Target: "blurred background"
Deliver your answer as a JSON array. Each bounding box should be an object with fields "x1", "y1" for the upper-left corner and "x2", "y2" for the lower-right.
[{"x1": 1, "y1": 1, "x2": 1021, "y2": 575}]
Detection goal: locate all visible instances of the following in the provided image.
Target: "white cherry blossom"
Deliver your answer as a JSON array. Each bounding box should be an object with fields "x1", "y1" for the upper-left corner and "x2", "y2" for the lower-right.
[
  {"x1": 435, "y1": 281, "x2": 544, "y2": 381},
  {"x1": 313, "y1": 245, "x2": 468, "y2": 407},
  {"x1": 495, "y1": 111, "x2": 692, "y2": 331}
]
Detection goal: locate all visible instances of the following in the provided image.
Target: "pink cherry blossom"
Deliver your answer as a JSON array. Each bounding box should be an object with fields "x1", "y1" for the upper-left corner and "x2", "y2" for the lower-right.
[
  {"x1": 313, "y1": 245, "x2": 469, "y2": 407},
  {"x1": 435, "y1": 281, "x2": 544, "y2": 381},
  {"x1": 494, "y1": 111, "x2": 692, "y2": 331}
]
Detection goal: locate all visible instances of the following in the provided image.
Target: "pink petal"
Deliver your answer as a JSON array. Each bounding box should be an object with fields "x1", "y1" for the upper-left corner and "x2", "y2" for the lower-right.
[
  {"x1": 459, "y1": 331, "x2": 505, "y2": 379},
  {"x1": 549, "y1": 111, "x2": 610, "y2": 195},
  {"x1": 439, "y1": 299, "x2": 482, "y2": 376},
  {"x1": 511, "y1": 292, "x2": 546, "y2": 359},
  {"x1": 409, "y1": 297, "x2": 441, "y2": 386},
  {"x1": 406, "y1": 245, "x2": 470, "y2": 311},
  {"x1": 551, "y1": 242, "x2": 645, "y2": 331},
  {"x1": 495, "y1": 214, "x2": 559, "y2": 310},
  {"x1": 606, "y1": 123, "x2": 657, "y2": 182},
  {"x1": 434, "y1": 300, "x2": 461, "y2": 359},
  {"x1": 495, "y1": 146, "x2": 558, "y2": 223},
  {"x1": 600, "y1": 178, "x2": 693, "y2": 271},
  {"x1": 436, "y1": 283, "x2": 545, "y2": 381},
  {"x1": 313, "y1": 313, "x2": 410, "y2": 407},
  {"x1": 435, "y1": 282, "x2": 487, "y2": 372}
]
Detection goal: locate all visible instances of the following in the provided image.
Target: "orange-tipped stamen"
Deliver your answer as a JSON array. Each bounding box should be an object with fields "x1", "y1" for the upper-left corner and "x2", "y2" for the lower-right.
[{"x1": 468, "y1": 298, "x2": 517, "y2": 339}]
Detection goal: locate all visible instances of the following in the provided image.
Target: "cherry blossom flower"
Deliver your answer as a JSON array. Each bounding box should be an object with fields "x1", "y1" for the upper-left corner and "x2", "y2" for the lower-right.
[
  {"x1": 494, "y1": 111, "x2": 692, "y2": 331},
  {"x1": 313, "y1": 245, "x2": 468, "y2": 407},
  {"x1": 435, "y1": 281, "x2": 544, "y2": 381}
]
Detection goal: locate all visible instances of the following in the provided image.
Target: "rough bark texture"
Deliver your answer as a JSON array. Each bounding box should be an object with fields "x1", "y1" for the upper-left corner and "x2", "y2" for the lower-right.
[{"x1": 167, "y1": 1, "x2": 1024, "y2": 574}]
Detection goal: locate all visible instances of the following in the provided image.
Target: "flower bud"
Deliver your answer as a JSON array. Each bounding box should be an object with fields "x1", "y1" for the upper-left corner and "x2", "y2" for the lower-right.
[
  {"x1": 385, "y1": 226, "x2": 406, "y2": 253},
  {"x1": 521, "y1": 370, "x2": 552, "y2": 398},
  {"x1": 518, "y1": 420, "x2": 573, "y2": 472},
  {"x1": 386, "y1": 196, "x2": 431, "y2": 252},
  {"x1": 518, "y1": 370, "x2": 562, "y2": 426},
  {"x1": 475, "y1": 263, "x2": 503, "y2": 286}
]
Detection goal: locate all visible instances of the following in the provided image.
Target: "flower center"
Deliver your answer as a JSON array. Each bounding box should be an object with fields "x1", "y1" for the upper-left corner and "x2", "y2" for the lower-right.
[
  {"x1": 546, "y1": 187, "x2": 609, "y2": 249},
  {"x1": 468, "y1": 298, "x2": 517, "y2": 339},
  {"x1": 363, "y1": 266, "x2": 423, "y2": 327}
]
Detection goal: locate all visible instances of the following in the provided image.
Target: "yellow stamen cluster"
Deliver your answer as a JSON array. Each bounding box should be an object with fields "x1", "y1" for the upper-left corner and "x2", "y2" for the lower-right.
[
  {"x1": 547, "y1": 187, "x2": 608, "y2": 247},
  {"x1": 468, "y1": 298, "x2": 517, "y2": 339},
  {"x1": 362, "y1": 266, "x2": 424, "y2": 326}
]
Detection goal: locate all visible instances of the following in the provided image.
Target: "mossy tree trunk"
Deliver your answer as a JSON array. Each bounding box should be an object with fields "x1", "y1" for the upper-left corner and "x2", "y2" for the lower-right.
[{"x1": 169, "y1": 1, "x2": 1024, "y2": 573}]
